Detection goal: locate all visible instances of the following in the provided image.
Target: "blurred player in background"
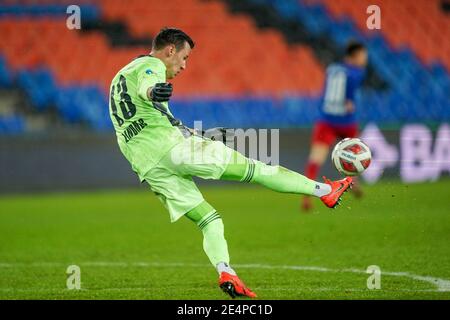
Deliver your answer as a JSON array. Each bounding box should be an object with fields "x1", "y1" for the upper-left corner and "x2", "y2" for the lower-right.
[
  {"x1": 110, "y1": 28, "x2": 354, "y2": 298},
  {"x1": 302, "y1": 41, "x2": 367, "y2": 212}
]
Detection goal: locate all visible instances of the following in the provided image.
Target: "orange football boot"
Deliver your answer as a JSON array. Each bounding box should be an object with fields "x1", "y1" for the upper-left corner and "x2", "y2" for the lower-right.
[
  {"x1": 219, "y1": 272, "x2": 257, "y2": 299},
  {"x1": 320, "y1": 176, "x2": 353, "y2": 208}
]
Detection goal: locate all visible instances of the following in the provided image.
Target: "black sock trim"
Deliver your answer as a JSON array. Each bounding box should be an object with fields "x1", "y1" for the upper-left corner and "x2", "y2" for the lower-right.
[
  {"x1": 242, "y1": 159, "x2": 255, "y2": 183},
  {"x1": 198, "y1": 211, "x2": 220, "y2": 230},
  {"x1": 200, "y1": 215, "x2": 221, "y2": 230}
]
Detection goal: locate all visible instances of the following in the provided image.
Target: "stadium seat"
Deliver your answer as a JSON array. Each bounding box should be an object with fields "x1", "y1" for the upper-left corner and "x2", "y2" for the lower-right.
[
  {"x1": 0, "y1": 0, "x2": 448, "y2": 132},
  {"x1": 319, "y1": 0, "x2": 450, "y2": 71}
]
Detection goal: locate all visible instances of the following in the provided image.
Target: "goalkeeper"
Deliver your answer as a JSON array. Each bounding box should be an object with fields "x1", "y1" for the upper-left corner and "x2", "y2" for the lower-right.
[{"x1": 109, "y1": 28, "x2": 353, "y2": 298}]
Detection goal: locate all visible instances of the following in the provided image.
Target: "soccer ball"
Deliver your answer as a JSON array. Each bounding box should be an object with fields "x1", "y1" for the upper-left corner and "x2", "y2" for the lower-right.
[{"x1": 331, "y1": 138, "x2": 372, "y2": 176}]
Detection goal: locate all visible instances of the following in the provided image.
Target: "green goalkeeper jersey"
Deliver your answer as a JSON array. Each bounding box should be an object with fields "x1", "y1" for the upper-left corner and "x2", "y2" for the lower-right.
[{"x1": 109, "y1": 55, "x2": 186, "y2": 180}]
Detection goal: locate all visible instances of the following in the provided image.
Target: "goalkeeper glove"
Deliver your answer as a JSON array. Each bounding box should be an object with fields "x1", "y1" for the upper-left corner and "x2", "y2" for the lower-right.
[{"x1": 150, "y1": 83, "x2": 173, "y2": 102}]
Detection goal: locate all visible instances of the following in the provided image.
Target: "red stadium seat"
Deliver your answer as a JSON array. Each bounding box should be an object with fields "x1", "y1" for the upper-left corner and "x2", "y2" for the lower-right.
[
  {"x1": 0, "y1": 0, "x2": 325, "y2": 96},
  {"x1": 320, "y1": 0, "x2": 450, "y2": 70}
]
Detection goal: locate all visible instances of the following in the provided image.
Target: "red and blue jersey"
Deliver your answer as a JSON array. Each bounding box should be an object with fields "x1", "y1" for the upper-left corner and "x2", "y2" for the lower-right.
[{"x1": 319, "y1": 63, "x2": 365, "y2": 125}]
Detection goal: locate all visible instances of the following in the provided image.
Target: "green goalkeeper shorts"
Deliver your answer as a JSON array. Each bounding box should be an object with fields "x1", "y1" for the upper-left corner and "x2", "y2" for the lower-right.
[{"x1": 142, "y1": 135, "x2": 234, "y2": 222}]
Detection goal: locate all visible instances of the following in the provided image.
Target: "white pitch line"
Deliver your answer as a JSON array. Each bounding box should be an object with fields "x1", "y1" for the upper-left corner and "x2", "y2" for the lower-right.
[
  {"x1": 0, "y1": 261, "x2": 449, "y2": 292},
  {"x1": 235, "y1": 264, "x2": 450, "y2": 292},
  {"x1": 0, "y1": 287, "x2": 446, "y2": 293},
  {"x1": 341, "y1": 267, "x2": 450, "y2": 292}
]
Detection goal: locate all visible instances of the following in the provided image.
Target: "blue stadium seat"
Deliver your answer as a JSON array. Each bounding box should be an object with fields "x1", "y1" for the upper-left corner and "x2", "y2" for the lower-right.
[
  {"x1": 1, "y1": 0, "x2": 448, "y2": 133},
  {"x1": 17, "y1": 68, "x2": 57, "y2": 111},
  {"x1": 0, "y1": 114, "x2": 25, "y2": 135},
  {"x1": 0, "y1": 55, "x2": 13, "y2": 87},
  {"x1": 252, "y1": 0, "x2": 450, "y2": 124},
  {"x1": 0, "y1": 4, "x2": 100, "y2": 20}
]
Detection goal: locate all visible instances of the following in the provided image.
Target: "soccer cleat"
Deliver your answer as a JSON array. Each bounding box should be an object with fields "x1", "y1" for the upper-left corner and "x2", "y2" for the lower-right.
[
  {"x1": 320, "y1": 176, "x2": 353, "y2": 208},
  {"x1": 219, "y1": 272, "x2": 257, "y2": 299}
]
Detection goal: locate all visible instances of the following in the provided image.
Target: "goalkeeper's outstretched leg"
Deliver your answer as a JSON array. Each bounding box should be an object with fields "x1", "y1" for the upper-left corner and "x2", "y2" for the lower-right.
[{"x1": 220, "y1": 150, "x2": 353, "y2": 209}]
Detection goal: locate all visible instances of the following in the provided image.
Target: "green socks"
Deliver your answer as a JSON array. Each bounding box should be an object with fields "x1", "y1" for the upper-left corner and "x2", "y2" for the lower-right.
[{"x1": 185, "y1": 201, "x2": 230, "y2": 270}]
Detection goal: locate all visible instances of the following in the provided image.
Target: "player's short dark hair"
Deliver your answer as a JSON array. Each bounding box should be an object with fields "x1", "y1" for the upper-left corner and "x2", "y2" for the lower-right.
[
  {"x1": 152, "y1": 27, "x2": 195, "y2": 51},
  {"x1": 345, "y1": 41, "x2": 366, "y2": 57}
]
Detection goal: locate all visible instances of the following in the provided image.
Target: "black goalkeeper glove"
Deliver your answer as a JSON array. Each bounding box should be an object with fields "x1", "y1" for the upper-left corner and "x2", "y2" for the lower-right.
[
  {"x1": 202, "y1": 127, "x2": 235, "y2": 144},
  {"x1": 150, "y1": 83, "x2": 173, "y2": 102}
]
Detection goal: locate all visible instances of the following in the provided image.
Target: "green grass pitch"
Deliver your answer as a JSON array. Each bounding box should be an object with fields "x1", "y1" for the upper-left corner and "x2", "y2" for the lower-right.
[{"x1": 1, "y1": 180, "x2": 450, "y2": 299}]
